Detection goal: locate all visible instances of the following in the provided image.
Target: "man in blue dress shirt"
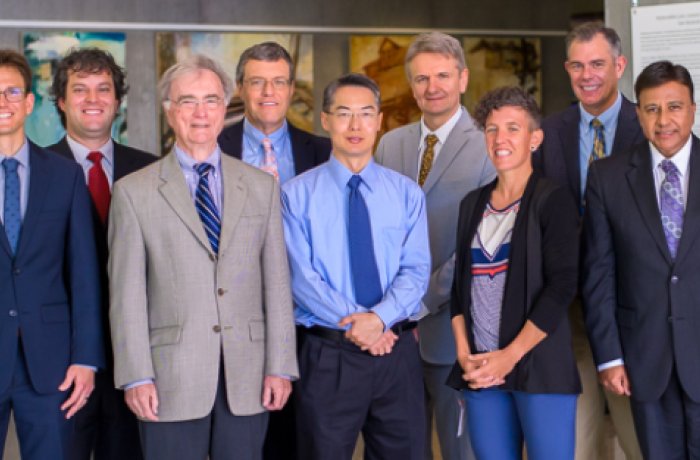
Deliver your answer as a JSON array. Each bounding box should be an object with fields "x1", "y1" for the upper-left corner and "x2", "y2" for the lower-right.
[{"x1": 281, "y1": 73, "x2": 431, "y2": 460}]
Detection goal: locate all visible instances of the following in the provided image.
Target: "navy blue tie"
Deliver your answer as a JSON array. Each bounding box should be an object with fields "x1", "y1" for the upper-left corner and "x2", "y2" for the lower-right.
[
  {"x1": 194, "y1": 163, "x2": 221, "y2": 254},
  {"x1": 3, "y1": 158, "x2": 20, "y2": 254},
  {"x1": 347, "y1": 175, "x2": 382, "y2": 308}
]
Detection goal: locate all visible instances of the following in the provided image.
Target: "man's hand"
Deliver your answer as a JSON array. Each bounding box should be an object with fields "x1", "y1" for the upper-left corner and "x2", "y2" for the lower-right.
[
  {"x1": 125, "y1": 383, "x2": 159, "y2": 421},
  {"x1": 59, "y1": 365, "x2": 95, "y2": 419},
  {"x1": 598, "y1": 365, "x2": 631, "y2": 396},
  {"x1": 262, "y1": 376, "x2": 292, "y2": 411},
  {"x1": 367, "y1": 330, "x2": 398, "y2": 356},
  {"x1": 338, "y1": 312, "x2": 385, "y2": 350}
]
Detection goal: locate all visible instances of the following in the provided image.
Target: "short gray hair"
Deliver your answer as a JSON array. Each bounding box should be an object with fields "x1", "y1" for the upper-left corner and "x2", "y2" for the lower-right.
[
  {"x1": 235, "y1": 41, "x2": 294, "y2": 85},
  {"x1": 158, "y1": 54, "x2": 234, "y2": 107},
  {"x1": 405, "y1": 32, "x2": 466, "y2": 78},
  {"x1": 566, "y1": 22, "x2": 622, "y2": 59}
]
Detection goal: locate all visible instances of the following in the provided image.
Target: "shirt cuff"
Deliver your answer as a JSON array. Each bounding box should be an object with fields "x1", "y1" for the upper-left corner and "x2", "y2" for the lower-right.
[
  {"x1": 409, "y1": 301, "x2": 430, "y2": 322},
  {"x1": 597, "y1": 359, "x2": 624, "y2": 372},
  {"x1": 124, "y1": 378, "x2": 154, "y2": 390},
  {"x1": 73, "y1": 364, "x2": 97, "y2": 372}
]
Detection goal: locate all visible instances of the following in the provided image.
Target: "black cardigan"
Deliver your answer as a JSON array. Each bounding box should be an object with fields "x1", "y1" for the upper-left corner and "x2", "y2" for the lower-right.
[{"x1": 446, "y1": 174, "x2": 582, "y2": 394}]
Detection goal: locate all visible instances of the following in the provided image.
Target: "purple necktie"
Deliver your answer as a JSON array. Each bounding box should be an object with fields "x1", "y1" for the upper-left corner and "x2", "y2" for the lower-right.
[{"x1": 660, "y1": 159, "x2": 684, "y2": 258}]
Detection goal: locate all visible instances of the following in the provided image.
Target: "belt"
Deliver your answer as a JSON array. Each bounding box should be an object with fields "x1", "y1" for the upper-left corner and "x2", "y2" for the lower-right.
[{"x1": 301, "y1": 319, "x2": 417, "y2": 343}]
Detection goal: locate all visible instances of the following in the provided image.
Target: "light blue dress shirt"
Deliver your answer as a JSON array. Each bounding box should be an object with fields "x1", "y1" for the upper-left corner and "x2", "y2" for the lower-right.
[
  {"x1": 281, "y1": 155, "x2": 431, "y2": 330},
  {"x1": 242, "y1": 118, "x2": 295, "y2": 184},
  {"x1": 174, "y1": 144, "x2": 223, "y2": 213},
  {"x1": 578, "y1": 92, "x2": 622, "y2": 200},
  {"x1": 0, "y1": 140, "x2": 30, "y2": 222}
]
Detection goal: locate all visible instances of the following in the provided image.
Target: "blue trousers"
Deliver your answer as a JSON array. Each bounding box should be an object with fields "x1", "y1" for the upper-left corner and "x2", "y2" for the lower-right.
[{"x1": 463, "y1": 388, "x2": 577, "y2": 460}]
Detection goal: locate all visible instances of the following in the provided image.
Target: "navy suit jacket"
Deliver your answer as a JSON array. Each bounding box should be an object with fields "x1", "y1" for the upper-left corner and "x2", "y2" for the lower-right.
[
  {"x1": 582, "y1": 136, "x2": 700, "y2": 403},
  {"x1": 0, "y1": 141, "x2": 104, "y2": 394},
  {"x1": 217, "y1": 120, "x2": 330, "y2": 175},
  {"x1": 47, "y1": 137, "x2": 155, "y2": 367},
  {"x1": 534, "y1": 96, "x2": 645, "y2": 203}
]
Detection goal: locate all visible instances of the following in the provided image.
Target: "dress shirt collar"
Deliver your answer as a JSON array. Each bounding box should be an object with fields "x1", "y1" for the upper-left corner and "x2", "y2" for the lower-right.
[
  {"x1": 419, "y1": 106, "x2": 463, "y2": 146},
  {"x1": 578, "y1": 91, "x2": 622, "y2": 135},
  {"x1": 649, "y1": 135, "x2": 692, "y2": 179},
  {"x1": 174, "y1": 143, "x2": 222, "y2": 173},
  {"x1": 327, "y1": 154, "x2": 379, "y2": 193},
  {"x1": 243, "y1": 117, "x2": 288, "y2": 149},
  {"x1": 66, "y1": 135, "x2": 114, "y2": 169},
  {"x1": 0, "y1": 138, "x2": 29, "y2": 167}
]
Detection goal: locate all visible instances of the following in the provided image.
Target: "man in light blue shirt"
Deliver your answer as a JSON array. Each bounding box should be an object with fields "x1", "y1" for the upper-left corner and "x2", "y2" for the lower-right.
[{"x1": 282, "y1": 73, "x2": 430, "y2": 460}]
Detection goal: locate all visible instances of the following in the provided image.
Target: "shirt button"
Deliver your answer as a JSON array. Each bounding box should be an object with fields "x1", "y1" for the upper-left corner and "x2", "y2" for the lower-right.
[
  {"x1": 8, "y1": 310, "x2": 17, "y2": 317},
  {"x1": 212, "y1": 325, "x2": 221, "y2": 333},
  {"x1": 12, "y1": 268, "x2": 20, "y2": 275},
  {"x1": 217, "y1": 288, "x2": 225, "y2": 296},
  {"x1": 209, "y1": 254, "x2": 216, "y2": 262},
  {"x1": 671, "y1": 275, "x2": 679, "y2": 284}
]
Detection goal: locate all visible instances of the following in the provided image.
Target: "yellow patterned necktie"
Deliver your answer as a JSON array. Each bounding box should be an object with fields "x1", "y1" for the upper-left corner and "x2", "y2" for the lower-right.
[
  {"x1": 418, "y1": 134, "x2": 439, "y2": 187},
  {"x1": 589, "y1": 118, "x2": 606, "y2": 164}
]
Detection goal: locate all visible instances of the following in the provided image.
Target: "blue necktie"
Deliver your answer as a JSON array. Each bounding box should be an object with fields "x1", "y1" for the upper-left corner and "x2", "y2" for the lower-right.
[
  {"x1": 3, "y1": 158, "x2": 20, "y2": 254},
  {"x1": 194, "y1": 163, "x2": 221, "y2": 254},
  {"x1": 347, "y1": 175, "x2": 382, "y2": 308},
  {"x1": 660, "y1": 160, "x2": 684, "y2": 259}
]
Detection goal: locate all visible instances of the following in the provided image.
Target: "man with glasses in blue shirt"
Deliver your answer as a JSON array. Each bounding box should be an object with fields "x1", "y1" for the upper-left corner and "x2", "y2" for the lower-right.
[{"x1": 282, "y1": 73, "x2": 430, "y2": 460}]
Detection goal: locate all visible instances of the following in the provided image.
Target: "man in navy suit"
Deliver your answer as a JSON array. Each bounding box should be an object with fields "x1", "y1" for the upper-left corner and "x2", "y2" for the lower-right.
[
  {"x1": 217, "y1": 41, "x2": 330, "y2": 184},
  {"x1": 583, "y1": 60, "x2": 700, "y2": 459},
  {"x1": 533, "y1": 22, "x2": 644, "y2": 459},
  {"x1": 47, "y1": 48, "x2": 155, "y2": 460},
  {"x1": 0, "y1": 49, "x2": 103, "y2": 459},
  {"x1": 217, "y1": 41, "x2": 330, "y2": 460}
]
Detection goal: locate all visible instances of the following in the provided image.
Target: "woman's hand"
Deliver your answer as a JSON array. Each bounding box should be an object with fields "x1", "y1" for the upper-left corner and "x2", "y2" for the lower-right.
[{"x1": 462, "y1": 349, "x2": 517, "y2": 389}]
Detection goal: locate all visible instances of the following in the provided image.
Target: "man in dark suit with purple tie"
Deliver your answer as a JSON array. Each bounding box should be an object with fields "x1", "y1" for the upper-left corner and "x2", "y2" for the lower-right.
[{"x1": 46, "y1": 48, "x2": 155, "y2": 460}]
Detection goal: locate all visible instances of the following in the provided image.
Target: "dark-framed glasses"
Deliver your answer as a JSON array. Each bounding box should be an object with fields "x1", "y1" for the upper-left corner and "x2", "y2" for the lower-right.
[{"x1": 0, "y1": 87, "x2": 25, "y2": 103}]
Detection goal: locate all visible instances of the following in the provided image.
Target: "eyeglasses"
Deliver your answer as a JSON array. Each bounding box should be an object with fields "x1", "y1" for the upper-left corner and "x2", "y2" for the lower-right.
[
  {"x1": 243, "y1": 78, "x2": 291, "y2": 91},
  {"x1": 325, "y1": 110, "x2": 378, "y2": 124},
  {"x1": 0, "y1": 87, "x2": 25, "y2": 103},
  {"x1": 168, "y1": 96, "x2": 224, "y2": 112}
]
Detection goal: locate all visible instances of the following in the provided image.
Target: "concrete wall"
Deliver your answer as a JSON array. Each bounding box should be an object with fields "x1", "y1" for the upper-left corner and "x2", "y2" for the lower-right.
[{"x1": 0, "y1": 0, "x2": 597, "y2": 154}]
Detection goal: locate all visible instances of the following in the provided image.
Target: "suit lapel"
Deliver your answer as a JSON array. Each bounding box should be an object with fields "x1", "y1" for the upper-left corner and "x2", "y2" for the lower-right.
[
  {"x1": 113, "y1": 143, "x2": 131, "y2": 181},
  {"x1": 48, "y1": 137, "x2": 74, "y2": 160},
  {"x1": 626, "y1": 143, "x2": 673, "y2": 263},
  {"x1": 675, "y1": 136, "x2": 700, "y2": 266},
  {"x1": 422, "y1": 111, "x2": 474, "y2": 194},
  {"x1": 400, "y1": 123, "x2": 421, "y2": 181},
  {"x1": 612, "y1": 98, "x2": 643, "y2": 155},
  {"x1": 15, "y1": 143, "x2": 51, "y2": 258},
  {"x1": 559, "y1": 106, "x2": 583, "y2": 199},
  {"x1": 289, "y1": 123, "x2": 313, "y2": 175},
  {"x1": 157, "y1": 152, "x2": 214, "y2": 255},
  {"x1": 218, "y1": 155, "x2": 246, "y2": 256}
]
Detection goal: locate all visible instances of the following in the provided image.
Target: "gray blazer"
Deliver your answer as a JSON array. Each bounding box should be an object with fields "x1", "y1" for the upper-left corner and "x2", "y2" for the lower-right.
[
  {"x1": 109, "y1": 152, "x2": 298, "y2": 422},
  {"x1": 375, "y1": 109, "x2": 495, "y2": 365}
]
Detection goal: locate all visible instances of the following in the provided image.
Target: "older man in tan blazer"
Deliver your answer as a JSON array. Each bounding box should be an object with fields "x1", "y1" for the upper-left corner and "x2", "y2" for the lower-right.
[{"x1": 108, "y1": 54, "x2": 298, "y2": 460}]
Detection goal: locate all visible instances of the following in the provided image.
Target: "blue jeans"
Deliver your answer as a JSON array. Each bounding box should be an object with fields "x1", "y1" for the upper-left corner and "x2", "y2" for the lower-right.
[{"x1": 463, "y1": 388, "x2": 577, "y2": 460}]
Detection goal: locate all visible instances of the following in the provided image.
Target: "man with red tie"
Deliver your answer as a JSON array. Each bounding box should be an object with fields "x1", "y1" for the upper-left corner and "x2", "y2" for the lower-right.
[{"x1": 47, "y1": 48, "x2": 155, "y2": 460}]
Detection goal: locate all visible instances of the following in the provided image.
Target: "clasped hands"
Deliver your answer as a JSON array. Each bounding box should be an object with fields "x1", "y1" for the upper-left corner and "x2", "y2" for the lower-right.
[
  {"x1": 338, "y1": 312, "x2": 397, "y2": 356},
  {"x1": 458, "y1": 347, "x2": 520, "y2": 389}
]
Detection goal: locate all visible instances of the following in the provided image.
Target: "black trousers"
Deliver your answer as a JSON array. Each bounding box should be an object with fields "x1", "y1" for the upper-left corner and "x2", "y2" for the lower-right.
[
  {"x1": 139, "y1": 363, "x2": 269, "y2": 460},
  {"x1": 296, "y1": 328, "x2": 425, "y2": 460},
  {"x1": 70, "y1": 371, "x2": 142, "y2": 460},
  {"x1": 630, "y1": 365, "x2": 700, "y2": 460}
]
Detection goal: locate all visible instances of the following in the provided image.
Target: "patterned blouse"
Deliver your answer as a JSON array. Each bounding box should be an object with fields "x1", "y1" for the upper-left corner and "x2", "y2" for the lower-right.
[{"x1": 469, "y1": 199, "x2": 520, "y2": 352}]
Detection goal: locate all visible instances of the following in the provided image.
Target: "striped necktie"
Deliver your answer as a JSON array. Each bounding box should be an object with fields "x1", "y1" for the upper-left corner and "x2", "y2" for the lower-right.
[
  {"x1": 589, "y1": 118, "x2": 606, "y2": 164},
  {"x1": 194, "y1": 163, "x2": 221, "y2": 254}
]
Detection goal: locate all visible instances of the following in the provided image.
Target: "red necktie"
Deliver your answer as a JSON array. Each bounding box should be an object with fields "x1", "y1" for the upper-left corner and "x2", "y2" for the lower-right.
[{"x1": 87, "y1": 151, "x2": 111, "y2": 224}]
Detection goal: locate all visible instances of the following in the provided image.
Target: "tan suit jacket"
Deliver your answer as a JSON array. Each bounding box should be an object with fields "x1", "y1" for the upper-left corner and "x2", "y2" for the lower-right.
[{"x1": 108, "y1": 151, "x2": 298, "y2": 422}]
